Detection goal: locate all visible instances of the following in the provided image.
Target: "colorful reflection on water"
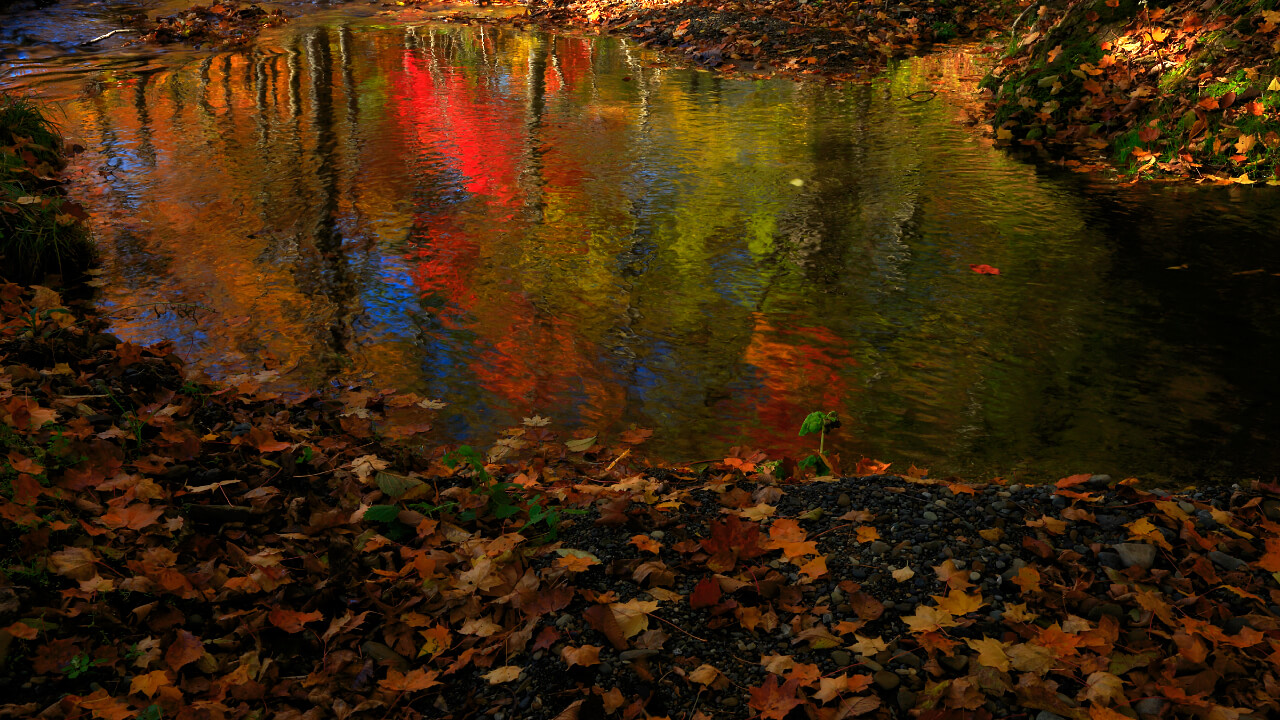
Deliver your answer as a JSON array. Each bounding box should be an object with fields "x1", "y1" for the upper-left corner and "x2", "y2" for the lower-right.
[{"x1": 6, "y1": 18, "x2": 1280, "y2": 483}]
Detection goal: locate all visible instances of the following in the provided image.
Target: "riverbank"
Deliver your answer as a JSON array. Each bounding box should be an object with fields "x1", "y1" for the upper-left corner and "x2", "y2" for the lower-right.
[
  {"x1": 0, "y1": 93, "x2": 95, "y2": 283},
  {"x1": 1, "y1": 281, "x2": 1278, "y2": 719},
  {"x1": 984, "y1": 0, "x2": 1280, "y2": 184}
]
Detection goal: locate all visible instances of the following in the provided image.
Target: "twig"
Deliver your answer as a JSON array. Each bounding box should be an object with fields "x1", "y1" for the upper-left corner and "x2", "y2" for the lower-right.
[{"x1": 80, "y1": 29, "x2": 139, "y2": 47}]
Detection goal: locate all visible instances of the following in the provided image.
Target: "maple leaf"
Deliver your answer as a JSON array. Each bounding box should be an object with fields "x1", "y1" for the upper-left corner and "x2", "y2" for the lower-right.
[
  {"x1": 417, "y1": 626, "x2": 451, "y2": 658},
  {"x1": 748, "y1": 675, "x2": 804, "y2": 720},
  {"x1": 892, "y1": 565, "x2": 915, "y2": 582},
  {"x1": 1125, "y1": 517, "x2": 1172, "y2": 550},
  {"x1": 799, "y1": 556, "x2": 828, "y2": 581},
  {"x1": 629, "y1": 535, "x2": 662, "y2": 554},
  {"x1": 380, "y1": 668, "x2": 442, "y2": 692},
  {"x1": 741, "y1": 503, "x2": 776, "y2": 521},
  {"x1": 268, "y1": 609, "x2": 323, "y2": 633},
  {"x1": 1012, "y1": 565, "x2": 1042, "y2": 593},
  {"x1": 129, "y1": 670, "x2": 171, "y2": 697},
  {"x1": 165, "y1": 630, "x2": 204, "y2": 672},
  {"x1": 1007, "y1": 642, "x2": 1054, "y2": 674},
  {"x1": 1089, "y1": 706, "x2": 1132, "y2": 720},
  {"x1": 48, "y1": 547, "x2": 98, "y2": 581},
  {"x1": 932, "y1": 559, "x2": 972, "y2": 591},
  {"x1": 967, "y1": 637, "x2": 1010, "y2": 672},
  {"x1": 932, "y1": 589, "x2": 984, "y2": 616},
  {"x1": 561, "y1": 645, "x2": 602, "y2": 668},
  {"x1": 555, "y1": 553, "x2": 599, "y2": 573},
  {"x1": 4, "y1": 621, "x2": 38, "y2": 640},
  {"x1": 74, "y1": 691, "x2": 133, "y2": 720},
  {"x1": 483, "y1": 666, "x2": 522, "y2": 684},
  {"x1": 814, "y1": 674, "x2": 849, "y2": 703},
  {"x1": 688, "y1": 664, "x2": 720, "y2": 686},
  {"x1": 702, "y1": 516, "x2": 763, "y2": 571},
  {"x1": 855, "y1": 526, "x2": 880, "y2": 543},
  {"x1": 848, "y1": 634, "x2": 887, "y2": 655},
  {"x1": 969, "y1": 264, "x2": 1000, "y2": 275},
  {"x1": 610, "y1": 599, "x2": 658, "y2": 639},
  {"x1": 690, "y1": 577, "x2": 722, "y2": 609},
  {"x1": 761, "y1": 654, "x2": 795, "y2": 674},
  {"x1": 1081, "y1": 671, "x2": 1124, "y2": 705},
  {"x1": 903, "y1": 605, "x2": 958, "y2": 634}
]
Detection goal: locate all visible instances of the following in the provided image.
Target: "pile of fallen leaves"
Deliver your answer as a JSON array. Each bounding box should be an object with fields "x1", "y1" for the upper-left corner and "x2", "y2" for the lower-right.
[
  {"x1": 526, "y1": 0, "x2": 1003, "y2": 77},
  {"x1": 3, "y1": 282, "x2": 1280, "y2": 720},
  {"x1": 984, "y1": 0, "x2": 1280, "y2": 184},
  {"x1": 139, "y1": 2, "x2": 289, "y2": 47}
]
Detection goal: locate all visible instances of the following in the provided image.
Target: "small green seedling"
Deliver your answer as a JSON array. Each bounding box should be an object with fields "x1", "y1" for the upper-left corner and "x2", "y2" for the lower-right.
[{"x1": 798, "y1": 411, "x2": 840, "y2": 475}]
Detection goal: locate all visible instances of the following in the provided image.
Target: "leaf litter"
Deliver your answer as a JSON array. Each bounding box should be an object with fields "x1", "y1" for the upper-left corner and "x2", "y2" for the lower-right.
[{"x1": 3, "y1": 283, "x2": 1280, "y2": 719}]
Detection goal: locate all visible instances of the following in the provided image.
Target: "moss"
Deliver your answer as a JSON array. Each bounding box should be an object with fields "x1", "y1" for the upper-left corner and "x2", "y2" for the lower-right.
[{"x1": 0, "y1": 94, "x2": 97, "y2": 284}]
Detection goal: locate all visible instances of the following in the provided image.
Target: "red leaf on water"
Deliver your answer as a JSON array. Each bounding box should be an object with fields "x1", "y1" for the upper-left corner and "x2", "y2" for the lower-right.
[{"x1": 969, "y1": 264, "x2": 1001, "y2": 275}]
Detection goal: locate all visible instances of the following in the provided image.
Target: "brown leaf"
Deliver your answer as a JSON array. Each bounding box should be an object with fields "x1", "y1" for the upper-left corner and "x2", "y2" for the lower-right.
[
  {"x1": 165, "y1": 630, "x2": 204, "y2": 672},
  {"x1": 48, "y1": 547, "x2": 98, "y2": 581},
  {"x1": 268, "y1": 609, "x2": 323, "y2": 633}
]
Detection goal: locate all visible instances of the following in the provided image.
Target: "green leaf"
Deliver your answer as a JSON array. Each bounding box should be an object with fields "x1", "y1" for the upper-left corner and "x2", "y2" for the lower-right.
[
  {"x1": 376, "y1": 472, "x2": 423, "y2": 499},
  {"x1": 136, "y1": 704, "x2": 163, "y2": 720},
  {"x1": 565, "y1": 435, "x2": 597, "y2": 452},
  {"x1": 799, "y1": 411, "x2": 828, "y2": 436},
  {"x1": 363, "y1": 505, "x2": 401, "y2": 523}
]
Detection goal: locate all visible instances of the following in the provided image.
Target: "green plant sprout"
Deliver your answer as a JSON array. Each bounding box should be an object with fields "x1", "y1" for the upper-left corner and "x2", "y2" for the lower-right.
[{"x1": 798, "y1": 410, "x2": 840, "y2": 475}]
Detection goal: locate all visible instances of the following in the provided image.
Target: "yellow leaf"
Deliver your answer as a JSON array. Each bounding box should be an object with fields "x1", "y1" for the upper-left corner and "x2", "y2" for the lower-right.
[
  {"x1": 611, "y1": 599, "x2": 659, "y2": 639},
  {"x1": 1008, "y1": 643, "x2": 1055, "y2": 674},
  {"x1": 855, "y1": 526, "x2": 880, "y2": 543},
  {"x1": 848, "y1": 635, "x2": 887, "y2": 655},
  {"x1": 966, "y1": 637, "x2": 1010, "y2": 672},
  {"x1": 483, "y1": 666, "x2": 522, "y2": 684},
  {"x1": 129, "y1": 670, "x2": 171, "y2": 697},
  {"x1": 689, "y1": 664, "x2": 721, "y2": 686},
  {"x1": 902, "y1": 606, "x2": 958, "y2": 634},
  {"x1": 891, "y1": 566, "x2": 915, "y2": 582},
  {"x1": 740, "y1": 503, "x2": 777, "y2": 521},
  {"x1": 933, "y1": 589, "x2": 985, "y2": 616}
]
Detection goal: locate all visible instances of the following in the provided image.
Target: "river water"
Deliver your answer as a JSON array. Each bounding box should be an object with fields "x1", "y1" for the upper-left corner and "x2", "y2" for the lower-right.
[{"x1": 4, "y1": 4, "x2": 1280, "y2": 484}]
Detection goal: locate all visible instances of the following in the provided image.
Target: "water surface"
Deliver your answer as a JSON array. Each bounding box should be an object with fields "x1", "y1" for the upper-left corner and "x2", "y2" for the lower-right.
[{"x1": 5, "y1": 14, "x2": 1280, "y2": 484}]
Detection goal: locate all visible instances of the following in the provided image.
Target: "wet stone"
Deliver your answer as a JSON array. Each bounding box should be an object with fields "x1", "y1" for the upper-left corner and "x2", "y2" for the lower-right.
[
  {"x1": 1114, "y1": 543, "x2": 1156, "y2": 570},
  {"x1": 830, "y1": 650, "x2": 851, "y2": 667},
  {"x1": 873, "y1": 671, "x2": 900, "y2": 691},
  {"x1": 1209, "y1": 551, "x2": 1246, "y2": 571}
]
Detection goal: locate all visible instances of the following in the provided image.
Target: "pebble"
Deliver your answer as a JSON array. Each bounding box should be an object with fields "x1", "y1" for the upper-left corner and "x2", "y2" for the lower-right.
[
  {"x1": 650, "y1": 530, "x2": 665, "y2": 540},
  {"x1": 1114, "y1": 543, "x2": 1156, "y2": 570},
  {"x1": 922, "y1": 511, "x2": 939, "y2": 522},
  {"x1": 830, "y1": 650, "x2": 851, "y2": 666},
  {"x1": 969, "y1": 571, "x2": 981, "y2": 582},
  {"x1": 1135, "y1": 698, "x2": 1167, "y2": 717},
  {"x1": 868, "y1": 541, "x2": 890, "y2": 555},
  {"x1": 896, "y1": 688, "x2": 917, "y2": 712},
  {"x1": 873, "y1": 671, "x2": 900, "y2": 691},
  {"x1": 837, "y1": 493, "x2": 851, "y2": 508},
  {"x1": 1208, "y1": 551, "x2": 1246, "y2": 571}
]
